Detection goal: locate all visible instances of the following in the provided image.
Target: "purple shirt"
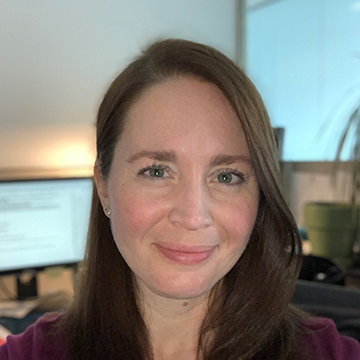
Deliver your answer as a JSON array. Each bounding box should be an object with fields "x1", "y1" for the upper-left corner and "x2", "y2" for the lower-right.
[
  {"x1": 0, "y1": 314, "x2": 359, "y2": 359},
  {"x1": 300, "y1": 317, "x2": 360, "y2": 360}
]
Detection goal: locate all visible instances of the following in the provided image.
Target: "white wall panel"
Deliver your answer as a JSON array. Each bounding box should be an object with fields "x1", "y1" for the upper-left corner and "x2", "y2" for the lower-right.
[{"x1": 0, "y1": 1, "x2": 237, "y2": 169}]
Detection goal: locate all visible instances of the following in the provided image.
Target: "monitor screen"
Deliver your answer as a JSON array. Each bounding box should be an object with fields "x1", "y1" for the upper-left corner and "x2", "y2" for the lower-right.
[{"x1": 0, "y1": 177, "x2": 93, "y2": 275}]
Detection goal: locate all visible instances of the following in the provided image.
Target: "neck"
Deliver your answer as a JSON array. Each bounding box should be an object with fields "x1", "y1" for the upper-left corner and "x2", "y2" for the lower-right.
[{"x1": 138, "y1": 285, "x2": 210, "y2": 360}]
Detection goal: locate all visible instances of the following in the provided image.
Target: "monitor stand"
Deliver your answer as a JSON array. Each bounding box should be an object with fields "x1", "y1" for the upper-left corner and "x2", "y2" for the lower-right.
[{"x1": 16, "y1": 273, "x2": 38, "y2": 300}]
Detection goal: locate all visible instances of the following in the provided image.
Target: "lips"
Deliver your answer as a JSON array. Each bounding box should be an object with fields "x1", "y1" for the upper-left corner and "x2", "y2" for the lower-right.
[{"x1": 154, "y1": 242, "x2": 216, "y2": 265}]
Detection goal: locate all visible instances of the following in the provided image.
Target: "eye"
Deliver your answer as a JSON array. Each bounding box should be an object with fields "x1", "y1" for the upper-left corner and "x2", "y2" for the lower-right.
[
  {"x1": 218, "y1": 173, "x2": 233, "y2": 183},
  {"x1": 137, "y1": 164, "x2": 170, "y2": 180},
  {"x1": 148, "y1": 167, "x2": 164, "y2": 178},
  {"x1": 216, "y1": 169, "x2": 246, "y2": 186}
]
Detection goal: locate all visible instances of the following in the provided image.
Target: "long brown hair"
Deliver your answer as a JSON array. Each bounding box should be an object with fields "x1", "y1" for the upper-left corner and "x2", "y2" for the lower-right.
[{"x1": 60, "y1": 39, "x2": 303, "y2": 359}]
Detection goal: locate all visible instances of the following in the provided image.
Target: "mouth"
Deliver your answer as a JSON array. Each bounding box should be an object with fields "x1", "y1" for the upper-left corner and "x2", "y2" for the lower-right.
[{"x1": 154, "y1": 242, "x2": 216, "y2": 265}]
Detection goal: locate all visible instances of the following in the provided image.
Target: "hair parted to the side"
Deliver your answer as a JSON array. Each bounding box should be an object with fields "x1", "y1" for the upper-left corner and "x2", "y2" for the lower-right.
[{"x1": 60, "y1": 39, "x2": 304, "y2": 360}]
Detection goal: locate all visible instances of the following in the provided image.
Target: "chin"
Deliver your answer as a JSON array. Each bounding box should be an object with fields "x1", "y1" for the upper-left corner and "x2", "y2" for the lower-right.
[{"x1": 149, "y1": 275, "x2": 218, "y2": 300}]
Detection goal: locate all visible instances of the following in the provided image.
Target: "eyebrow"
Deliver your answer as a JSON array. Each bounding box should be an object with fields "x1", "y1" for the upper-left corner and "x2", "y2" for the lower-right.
[
  {"x1": 126, "y1": 150, "x2": 177, "y2": 164},
  {"x1": 126, "y1": 150, "x2": 251, "y2": 167},
  {"x1": 209, "y1": 154, "x2": 252, "y2": 167}
]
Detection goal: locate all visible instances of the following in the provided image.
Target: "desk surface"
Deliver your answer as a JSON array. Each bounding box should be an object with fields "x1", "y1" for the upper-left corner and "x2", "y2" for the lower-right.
[{"x1": 0, "y1": 312, "x2": 45, "y2": 335}]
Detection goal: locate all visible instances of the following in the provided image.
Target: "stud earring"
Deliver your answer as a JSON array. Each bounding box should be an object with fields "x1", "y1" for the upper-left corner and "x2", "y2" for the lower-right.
[{"x1": 104, "y1": 208, "x2": 111, "y2": 217}]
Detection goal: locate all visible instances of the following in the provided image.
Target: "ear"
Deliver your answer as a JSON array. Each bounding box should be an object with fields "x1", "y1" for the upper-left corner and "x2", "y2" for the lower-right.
[{"x1": 93, "y1": 161, "x2": 110, "y2": 211}]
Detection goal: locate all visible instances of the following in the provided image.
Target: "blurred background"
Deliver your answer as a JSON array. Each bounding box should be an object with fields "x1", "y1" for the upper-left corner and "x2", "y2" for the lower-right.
[{"x1": 0, "y1": 0, "x2": 236, "y2": 170}]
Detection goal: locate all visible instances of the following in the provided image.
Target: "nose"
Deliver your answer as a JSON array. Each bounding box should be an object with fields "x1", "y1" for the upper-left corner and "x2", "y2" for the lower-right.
[{"x1": 168, "y1": 179, "x2": 213, "y2": 231}]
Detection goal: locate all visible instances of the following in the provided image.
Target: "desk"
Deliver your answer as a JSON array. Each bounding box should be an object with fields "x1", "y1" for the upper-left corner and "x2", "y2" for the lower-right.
[
  {"x1": 0, "y1": 312, "x2": 45, "y2": 335},
  {"x1": 0, "y1": 291, "x2": 71, "y2": 336}
]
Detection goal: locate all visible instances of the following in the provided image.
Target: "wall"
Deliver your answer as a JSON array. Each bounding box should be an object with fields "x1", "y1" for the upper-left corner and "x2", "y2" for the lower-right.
[
  {"x1": 283, "y1": 162, "x2": 352, "y2": 226},
  {"x1": 0, "y1": 0, "x2": 238, "y2": 171}
]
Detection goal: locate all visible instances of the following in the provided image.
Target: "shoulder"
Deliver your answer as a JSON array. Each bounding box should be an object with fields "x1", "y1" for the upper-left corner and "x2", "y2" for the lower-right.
[
  {"x1": 299, "y1": 317, "x2": 360, "y2": 360},
  {"x1": 0, "y1": 313, "x2": 67, "y2": 360}
]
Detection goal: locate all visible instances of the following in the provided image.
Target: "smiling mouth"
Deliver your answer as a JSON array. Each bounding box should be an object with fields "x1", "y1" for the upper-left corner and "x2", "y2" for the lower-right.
[{"x1": 154, "y1": 243, "x2": 216, "y2": 265}]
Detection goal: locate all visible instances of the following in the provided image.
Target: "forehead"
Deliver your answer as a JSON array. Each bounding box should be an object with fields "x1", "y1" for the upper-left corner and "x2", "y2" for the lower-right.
[{"x1": 118, "y1": 77, "x2": 249, "y2": 158}]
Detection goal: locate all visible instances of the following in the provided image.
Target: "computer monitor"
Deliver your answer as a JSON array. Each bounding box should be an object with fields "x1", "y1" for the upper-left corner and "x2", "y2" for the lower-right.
[{"x1": 0, "y1": 177, "x2": 93, "y2": 299}]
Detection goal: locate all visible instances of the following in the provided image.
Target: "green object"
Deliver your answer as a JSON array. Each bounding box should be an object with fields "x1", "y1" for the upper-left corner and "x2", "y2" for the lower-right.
[{"x1": 304, "y1": 202, "x2": 359, "y2": 267}]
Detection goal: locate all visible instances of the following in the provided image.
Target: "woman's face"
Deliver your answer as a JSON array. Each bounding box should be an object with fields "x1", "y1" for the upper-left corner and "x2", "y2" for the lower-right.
[{"x1": 95, "y1": 77, "x2": 259, "y2": 300}]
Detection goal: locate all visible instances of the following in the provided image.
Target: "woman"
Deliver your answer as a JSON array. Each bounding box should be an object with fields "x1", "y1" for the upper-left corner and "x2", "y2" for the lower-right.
[{"x1": 1, "y1": 39, "x2": 359, "y2": 360}]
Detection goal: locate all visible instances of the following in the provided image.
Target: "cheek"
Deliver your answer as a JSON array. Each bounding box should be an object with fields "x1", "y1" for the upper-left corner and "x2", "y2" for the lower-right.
[{"x1": 109, "y1": 188, "x2": 165, "y2": 237}]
